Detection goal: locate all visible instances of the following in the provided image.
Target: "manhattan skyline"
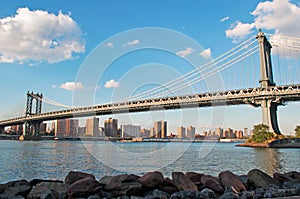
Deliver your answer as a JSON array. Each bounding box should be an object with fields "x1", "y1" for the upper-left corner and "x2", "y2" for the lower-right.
[{"x1": 0, "y1": 0, "x2": 300, "y2": 134}]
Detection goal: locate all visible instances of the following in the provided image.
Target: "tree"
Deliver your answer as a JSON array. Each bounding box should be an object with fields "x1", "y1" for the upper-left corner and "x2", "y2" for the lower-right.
[
  {"x1": 251, "y1": 124, "x2": 274, "y2": 143},
  {"x1": 295, "y1": 126, "x2": 300, "y2": 138}
]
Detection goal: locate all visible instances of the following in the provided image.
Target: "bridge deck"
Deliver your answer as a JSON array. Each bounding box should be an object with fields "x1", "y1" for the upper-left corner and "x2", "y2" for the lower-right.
[{"x1": 1, "y1": 84, "x2": 300, "y2": 127}]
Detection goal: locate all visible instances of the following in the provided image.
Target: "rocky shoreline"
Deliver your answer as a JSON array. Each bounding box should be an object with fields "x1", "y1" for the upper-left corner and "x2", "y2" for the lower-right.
[{"x1": 0, "y1": 169, "x2": 300, "y2": 199}]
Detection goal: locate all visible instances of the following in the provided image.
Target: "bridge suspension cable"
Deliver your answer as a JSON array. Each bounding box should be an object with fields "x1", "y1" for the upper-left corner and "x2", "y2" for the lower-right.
[
  {"x1": 43, "y1": 97, "x2": 76, "y2": 109},
  {"x1": 121, "y1": 35, "x2": 258, "y2": 101},
  {"x1": 267, "y1": 33, "x2": 300, "y2": 51}
]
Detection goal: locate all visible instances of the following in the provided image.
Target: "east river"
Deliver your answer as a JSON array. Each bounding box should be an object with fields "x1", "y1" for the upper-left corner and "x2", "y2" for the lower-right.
[{"x1": 0, "y1": 140, "x2": 299, "y2": 183}]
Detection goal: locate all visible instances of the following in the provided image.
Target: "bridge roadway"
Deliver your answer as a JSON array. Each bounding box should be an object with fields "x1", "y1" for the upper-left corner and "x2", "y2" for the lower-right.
[{"x1": 1, "y1": 84, "x2": 300, "y2": 127}]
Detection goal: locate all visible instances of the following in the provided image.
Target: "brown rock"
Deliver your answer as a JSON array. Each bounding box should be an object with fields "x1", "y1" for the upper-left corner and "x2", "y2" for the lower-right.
[
  {"x1": 104, "y1": 174, "x2": 142, "y2": 196},
  {"x1": 172, "y1": 172, "x2": 198, "y2": 191},
  {"x1": 28, "y1": 182, "x2": 69, "y2": 199},
  {"x1": 247, "y1": 169, "x2": 281, "y2": 189},
  {"x1": 64, "y1": 171, "x2": 95, "y2": 185},
  {"x1": 185, "y1": 172, "x2": 204, "y2": 183},
  {"x1": 158, "y1": 178, "x2": 179, "y2": 195},
  {"x1": 138, "y1": 171, "x2": 164, "y2": 189},
  {"x1": 68, "y1": 176, "x2": 101, "y2": 198},
  {"x1": 285, "y1": 171, "x2": 300, "y2": 180},
  {"x1": 201, "y1": 175, "x2": 224, "y2": 193},
  {"x1": 273, "y1": 172, "x2": 294, "y2": 183},
  {"x1": 219, "y1": 171, "x2": 247, "y2": 192}
]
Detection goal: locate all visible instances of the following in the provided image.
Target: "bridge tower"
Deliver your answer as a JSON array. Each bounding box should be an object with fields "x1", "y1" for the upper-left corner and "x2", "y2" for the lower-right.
[
  {"x1": 24, "y1": 91, "x2": 43, "y2": 137},
  {"x1": 256, "y1": 30, "x2": 281, "y2": 134}
]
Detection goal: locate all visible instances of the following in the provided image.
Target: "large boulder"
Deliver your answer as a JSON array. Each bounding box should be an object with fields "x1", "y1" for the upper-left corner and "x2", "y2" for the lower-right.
[
  {"x1": 0, "y1": 184, "x2": 32, "y2": 198},
  {"x1": 0, "y1": 180, "x2": 30, "y2": 194},
  {"x1": 172, "y1": 172, "x2": 198, "y2": 191},
  {"x1": 247, "y1": 169, "x2": 281, "y2": 189},
  {"x1": 68, "y1": 176, "x2": 101, "y2": 198},
  {"x1": 219, "y1": 171, "x2": 247, "y2": 192},
  {"x1": 64, "y1": 171, "x2": 95, "y2": 185},
  {"x1": 185, "y1": 172, "x2": 204, "y2": 183},
  {"x1": 28, "y1": 182, "x2": 69, "y2": 199},
  {"x1": 158, "y1": 178, "x2": 179, "y2": 195},
  {"x1": 103, "y1": 174, "x2": 142, "y2": 196},
  {"x1": 29, "y1": 179, "x2": 63, "y2": 187},
  {"x1": 138, "y1": 171, "x2": 164, "y2": 189},
  {"x1": 201, "y1": 175, "x2": 224, "y2": 193},
  {"x1": 273, "y1": 172, "x2": 295, "y2": 183}
]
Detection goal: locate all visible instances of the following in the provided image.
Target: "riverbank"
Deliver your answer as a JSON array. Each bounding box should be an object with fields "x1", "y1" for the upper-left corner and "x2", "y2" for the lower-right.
[
  {"x1": 1, "y1": 169, "x2": 299, "y2": 199},
  {"x1": 237, "y1": 138, "x2": 300, "y2": 148}
]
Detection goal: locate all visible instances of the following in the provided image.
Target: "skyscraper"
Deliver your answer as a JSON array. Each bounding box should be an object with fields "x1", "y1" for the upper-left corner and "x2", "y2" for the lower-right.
[
  {"x1": 177, "y1": 126, "x2": 186, "y2": 138},
  {"x1": 86, "y1": 117, "x2": 99, "y2": 136},
  {"x1": 121, "y1": 124, "x2": 141, "y2": 138},
  {"x1": 186, "y1": 125, "x2": 196, "y2": 139},
  {"x1": 55, "y1": 119, "x2": 78, "y2": 137},
  {"x1": 104, "y1": 118, "x2": 118, "y2": 137},
  {"x1": 154, "y1": 120, "x2": 167, "y2": 138}
]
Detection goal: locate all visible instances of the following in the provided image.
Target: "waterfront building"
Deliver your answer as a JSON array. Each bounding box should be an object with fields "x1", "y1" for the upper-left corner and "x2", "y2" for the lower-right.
[
  {"x1": 55, "y1": 119, "x2": 78, "y2": 137},
  {"x1": 154, "y1": 120, "x2": 167, "y2": 138},
  {"x1": 177, "y1": 126, "x2": 186, "y2": 138},
  {"x1": 244, "y1": 128, "x2": 248, "y2": 137},
  {"x1": 150, "y1": 127, "x2": 155, "y2": 138},
  {"x1": 121, "y1": 124, "x2": 141, "y2": 138},
  {"x1": 104, "y1": 118, "x2": 118, "y2": 137},
  {"x1": 86, "y1": 117, "x2": 99, "y2": 136},
  {"x1": 11, "y1": 124, "x2": 23, "y2": 135},
  {"x1": 186, "y1": 125, "x2": 196, "y2": 139},
  {"x1": 215, "y1": 127, "x2": 223, "y2": 138},
  {"x1": 140, "y1": 128, "x2": 150, "y2": 138}
]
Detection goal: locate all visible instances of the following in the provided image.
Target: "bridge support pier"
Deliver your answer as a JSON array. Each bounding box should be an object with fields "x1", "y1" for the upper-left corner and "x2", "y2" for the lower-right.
[{"x1": 260, "y1": 99, "x2": 281, "y2": 135}]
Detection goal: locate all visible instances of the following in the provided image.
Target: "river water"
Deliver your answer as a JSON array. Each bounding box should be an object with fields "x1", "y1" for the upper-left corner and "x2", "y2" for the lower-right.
[{"x1": 0, "y1": 140, "x2": 299, "y2": 183}]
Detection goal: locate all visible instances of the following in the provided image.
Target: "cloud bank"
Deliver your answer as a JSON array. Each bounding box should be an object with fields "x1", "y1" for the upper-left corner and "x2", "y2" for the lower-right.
[
  {"x1": 226, "y1": 0, "x2": 300, "y2": 42},
  {"x1": 0, "y1": 7, "x2": 85, "y2": 63},
  {"x1": 105, "y1": 79, "x2": 119, "y2": 88}
]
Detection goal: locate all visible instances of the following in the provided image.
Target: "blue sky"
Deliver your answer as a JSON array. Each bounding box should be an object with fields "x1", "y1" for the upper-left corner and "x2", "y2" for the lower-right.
[{"x1": 0, "y1": 0, "x2": 300, "y2": 134}]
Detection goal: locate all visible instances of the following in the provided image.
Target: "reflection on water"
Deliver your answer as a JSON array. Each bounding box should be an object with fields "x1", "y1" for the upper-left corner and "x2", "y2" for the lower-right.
[
  {"x1": 0, "y1": 140, "x2": 299, "y2": 183},
  {"x1": 253, "y1": 148, "x2": 283, "y2": 175}
]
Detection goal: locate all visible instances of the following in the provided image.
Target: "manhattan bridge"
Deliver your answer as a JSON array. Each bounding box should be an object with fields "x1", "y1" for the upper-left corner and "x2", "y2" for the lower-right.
[{"x1": 1, "y1": 31, "x2": 300, "y2": 138}]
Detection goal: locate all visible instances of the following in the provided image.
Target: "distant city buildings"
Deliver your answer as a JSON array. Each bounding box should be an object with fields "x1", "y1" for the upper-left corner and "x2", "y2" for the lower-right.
[
  {"x1": 186, "y1": 125, "x2": 196, "y2": 139},
  {"x1": 177, "y1": 126, "x2": 186, "y2": 138},
  {"x1": 55, "y1": 119, "x2": 78, "y2": 137},
  {"x1": 121, "y1": 124, "x2": 141, "y2": 138},
  {"x1": 86, "y1": 117, "x2": 99, "y2": 136},
  {"x1": 154, "y1": 120, "x2": 167, "y2": 138},
  {"x1": 104, "y1": 118, "x2": 118, "y2": 137}
]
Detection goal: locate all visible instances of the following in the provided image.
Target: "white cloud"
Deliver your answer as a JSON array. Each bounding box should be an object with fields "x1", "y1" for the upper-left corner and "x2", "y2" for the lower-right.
[
  {"x1": 105, "y1": 79, "x2": 119, "y2": 88},
  {"x1": 200, "y1": 48, "x2": 212, "y2": 59},
  {"x1": 0, "y1": 7, "x2": 85, "y2": 64},
  {"x1": 106, "y1": 42, "x2": 114, "y2": 48},
  {"x1": 226, "y1": 0, "x2": 300, "y2": 42},
  {"x1": 176, "y1": 47, "x2": 194, "y2": 58},
  {"x1": 225, "y1": 21, "x2": 255, "y2": 43},
  {"x1": 127, "y1": 39, "x2": 140, "y2": 46},
  {"x1": 220, "y1": 16, "x2": 230, "y2": 22},
  {"x1": 59, "y1": 82, "x2": 84, "y2": 91},
  {"x1": 52, "y1": 85, "x2": 57, "y2": 88}
]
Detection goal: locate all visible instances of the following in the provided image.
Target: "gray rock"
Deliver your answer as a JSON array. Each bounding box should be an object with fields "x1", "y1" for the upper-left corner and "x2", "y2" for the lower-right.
[
  {"x1": 0, "y1": 184, "x2": 32, "y2": 198},
  {"x1": 138, "y1": 171, "x2": 164, "y2": 189},
  {"x1": 153, "y1": 189, "x2": 170, "y2": 199},
  {"x1": 88, "y1": 195, "x2": 101, "y2": 199},
  {"x1": 218, "y1": 192, "x2": 239, "y2": 199},
  {"x1": 28, "y1": 182, "x2": 69, "y2": 199},
  {"x1": 0, "y1": 180, "x2": 30, "y2": 194},
  {"x1": 170, "y1": 190, "x2": 204, "y2": 199},
  {"x1": 239, "y1": 190, "x2": 255, "y2": 199},
  {"x1": 64, "y1": 171, "x2": 95, "y2": 185},
  {"x1": 247, "y1": 169, "x2": 281, "y2": 189},
  {"x1": 172, "y1": 172, "x2": 198, "y2": 191},
  {"x1": 29, "y1": 179, "x2": 63, "y2": 187},
  {"x1": 200, "y1": 188, "x2": 216, "y2": 198}
]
